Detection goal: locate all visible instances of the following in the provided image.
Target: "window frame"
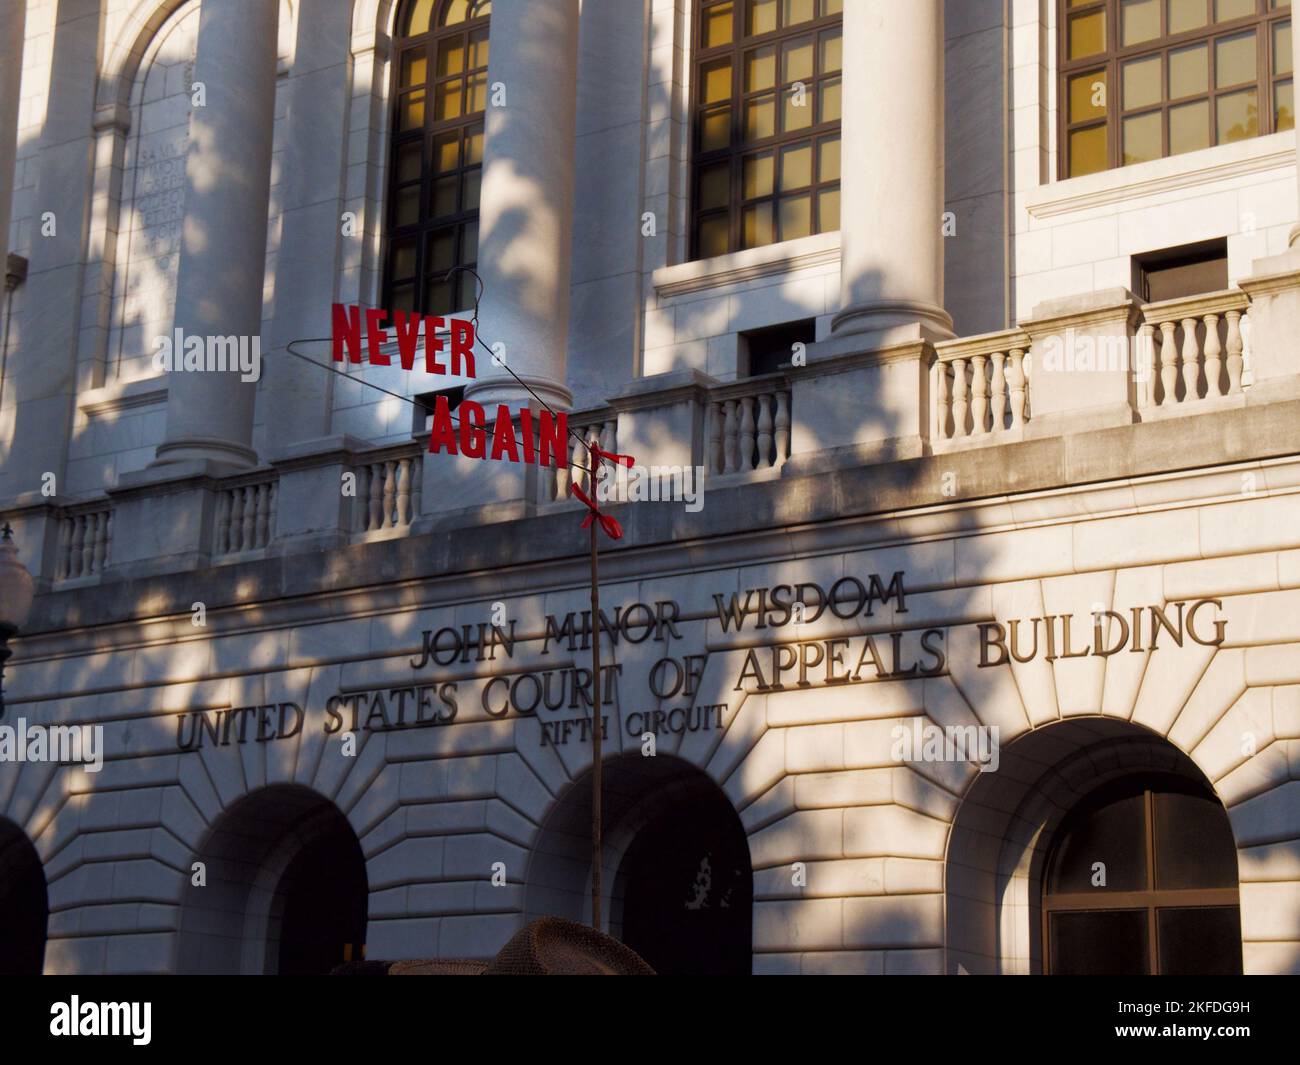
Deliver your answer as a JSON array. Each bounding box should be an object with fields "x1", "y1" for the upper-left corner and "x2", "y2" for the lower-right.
[
  {"x1": 1058, "y1": 0, "x2": 1293, "y2": 179},
  {"x1": 1040, "y1": 775, "x2": 1242, "y2": 975},
  {"x1": 383, "y1": 0, "x2": 492, "y2": 320},
  {"x1": 689, "y1": 0, "x2": 844, "y2": 261}
]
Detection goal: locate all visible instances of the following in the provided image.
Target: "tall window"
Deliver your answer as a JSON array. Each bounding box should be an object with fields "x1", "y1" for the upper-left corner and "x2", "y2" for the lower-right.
[
  {"x1": 1042, "y1": 775, "x2": 1242, "y2": 975},
  {"x1": 1061, "y1": 0, "x2": 1293, "y2": 178},
  {"x1": 386, "y1": 0, "x2": 492, "y2": 317},
  {"x1": 691, "y1": 0, "x2": 843, "y2": 259}
]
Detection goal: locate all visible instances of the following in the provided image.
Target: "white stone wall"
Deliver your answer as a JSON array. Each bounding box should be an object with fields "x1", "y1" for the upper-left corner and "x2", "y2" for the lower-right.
[{"x1": 4, "y1": 458, "x2": 1298, "y2": 973}]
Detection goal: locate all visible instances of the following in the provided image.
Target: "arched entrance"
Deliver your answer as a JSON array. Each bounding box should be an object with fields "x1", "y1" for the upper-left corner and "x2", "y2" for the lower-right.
[
  {"x1": 175, "y1": 785, "x2": 368, "y2": 974},
  {"x1": 945, "y1": 717, "x2": 1242, "y2": 975},
  {"x1": 525, "y1": 754, "x2": 752, "y2": 974},
  {"x1": 0, "y1": 818, "x2": 47, "y2": 974}
]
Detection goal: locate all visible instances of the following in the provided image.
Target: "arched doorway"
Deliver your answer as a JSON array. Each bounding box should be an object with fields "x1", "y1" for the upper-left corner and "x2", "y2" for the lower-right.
[
  {"x1": 176, "y1": 785, "x2": 368, "y2": 974},
  {"x1": 525, "y1": 754, "x2": 752, "y2": 974},
  {"x1": 0, "y1": 818, "x2": 48, "y2": 974},
  {"x1": 944, "y1": 717, "x2": 1243, "y2": 975}
]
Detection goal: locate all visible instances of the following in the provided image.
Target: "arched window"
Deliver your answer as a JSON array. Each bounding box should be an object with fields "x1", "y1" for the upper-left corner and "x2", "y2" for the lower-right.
[
  {"x1": 691, "y1": 0, "x2": 843, "y2": 260},
  {"x1": 1042, "y1": 774, "x2": 1242, "y2": 974},
  {"x1": 1060, "y1": 0, "x2": 1292, "y2": 178},
  {"x1": 385, "y1": 0, "x2": 492, "y2": 317}
]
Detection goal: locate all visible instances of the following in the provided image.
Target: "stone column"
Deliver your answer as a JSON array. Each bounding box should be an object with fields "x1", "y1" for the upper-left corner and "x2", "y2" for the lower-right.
[
  {"x1": 0, "y1": 1, "x2": 25, "y2": 272},
  {"x1": 1292, "y1": 17, "x2": 1300, "y2": 248},
  {"x1": 463, "y1": 0, "x2": 578, "y2": 412},
  {"x1": 151, "y1": 0, "x2": 279, "y2": 470},
  {"x1": 829, "y1": 0, "x2": 951, "y2": 345}
]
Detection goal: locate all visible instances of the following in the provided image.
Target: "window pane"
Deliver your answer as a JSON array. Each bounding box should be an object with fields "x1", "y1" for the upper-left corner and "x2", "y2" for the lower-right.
[
  {"x1": 401, "y1": 52, "x2": 427, "y2": 87},
  {"x1": 818, "y1": 186, "x2": 839, "y2": 231},
  {"x1": 433, "y1": 174, "x2": 458, "y2": 216},
  {"x1": 1069, "y1": 69, "x2": 1108, "y2": 121},
  {"x1": 437, "y1": 37, "x2": 465, "y2": 76},
  {"x1": 820, "y1": 27, "x2": 842, "y2": 73},
  {"x1": 399, "y1": 90, "x2": 426, "y2": 130},
  {"x1": 701, "y1": 107, "x2": 732, "y2": 151},
  {"x1": 1278, "y1": 77, "x2": 1295, "y2": 128},
  {"x1": 702, "y1": 58, "x2": 733, "y2": 103},
  {"x1": 1049, "y1": 910, "x2": 1149, "y2": 975},
  {"x1": 1216, "y1": 30, "x2": 1258, "y2": 86},
  {"x1": 465, "y1": 123, "x2": 484, "y2": 164},
  {"x1": 747, "y1": 0, "x2": 777, "y2": 36},
  {"x1": 780, "y1": 193, "x2": 812, "y2": 239},
  {"x1": 783, "y1": 35, "x2": 814, "y2": 82},
  {"x1": 462, "y1": 220, "x2": 478, "y2": 263},
  {"x1": 1124, "y1": 110, "x2": 1163, "y2": 162},
  {"x1": 745, "y1": 94, "x2": 776, "y2": 138},
  {"x1": 700, "y1": 162, "x2": 731, "y2": 210},
  {"x1": 704, "y1": 2, "x2": 735, "y2": 47},
  {"x1": 1068, "y1": 10, "x2": 1107, "y2": 58},
  {"x1": 1157, "y1": 908, "x2": 1243, "y2": 975},
  {"x1": 742, "y1": 201, "x2": 775, "y2": 247},
  {"x1": 1122, "y1": 0, "x2": 1162, "y2": 44},
  {"x1": 781, "y1": 142, "x2": 812, "y2": 188},
  {"x1": 746, "y1": 45, "x2": 777, "y2": 91},
  {"x1": 396, "y1": 141, "x2": 422, "y2": 182},
  {"x1": 1214, "y1": 0, "x2": 1257, "y2": 19},
  {"x1": 819, "y1": 76, "x2": 841, "y2": 122},
  {"x1": 428, "y1": 228, "x2": 457, "y2": 271},
  {"x1": 784, "y1": 86, "x2": 813, "y2": 130},
  {"x1": 1274, "y1": 0, "x2": 1292, "y2": 7},
  {"x1": 1069, "y1": 124, "x2": 1109, "y2": 175},
  {"x1": 468, "y1": 27, "x2": 489, "y2": 68},
  {"x1": 391, "y1": 282, "x2": 415, "y2": 314},
  {"x1": 432, "y1": 132, "x2": 458, "y2": 173},
  {"x1": 390, "y1": 237, "x2": 417, "y2": 279},
  {"x1": 818, "y1": 0, "x2": 842, "y2": 14},
  {"x1": 1217, "y1": 86, "x2": 1259, "y2": 139},
  {"x1": 783, "y1": 0, "x2": 815, "y2": 26},
  {"x1": 394, "y1": 185, "x2": 420, "y2": 226},
  {"x1": 1047, "y1": 792, "x2": 1147, "y2": 893},
  {"x1": 467, "y1": 72, "x2": 487, "y2": 112},
  {"x1": 818, "y1": 135, "x2": 840, "y2": 180},
  {"x1": 743, "y1": 151, "x2": 775, "y2": 197},
  {"x1": 698, "y1": 214, "x2": 730, "y2": 257},
  {"x1": 403, "y1": 0, "x2": 434, "y2": 35},
  {"x1": 1124, "y1": 55, "x2": 1163, "y2": 108},
  {"x1": 1171, "y1": 97, "x2": 1212, "y2": 150},
  {"x1": 1153, "y1": 791, "x2": 1238, "y2": 888},
  {"x1": 1275, "y1": 20, "x2": 1293, "y2": 74},
  {"x1": 461, "y1": 169, "x2": 481, "y2": 212},
  {"x1": 1170, "y1": 42, "x2": 1210, "y2": 96},
  {"x1": 426, "y1": 278, "x2": 454, "y2": 315},
  {"x1": 434, "y1": 79, "x2": 463, "y2": 120},
  {"x1": 1169, "y1": 0, "x2": 1210, "y2": 33}
]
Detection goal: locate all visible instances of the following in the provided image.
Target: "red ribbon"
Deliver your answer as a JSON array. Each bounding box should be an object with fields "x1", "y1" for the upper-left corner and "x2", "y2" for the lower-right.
[{"x1": 571, "y1": 442, "x2": 636, "y2": 541}]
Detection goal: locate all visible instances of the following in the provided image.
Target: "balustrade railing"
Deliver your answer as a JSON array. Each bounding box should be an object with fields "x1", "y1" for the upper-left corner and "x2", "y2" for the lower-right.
[
  {"x1": 354, "y1": 446, "x2": 422, "y2": 533},
  {"x1": 707, "y1": 377, "x2": 791, "y2": 475},
  {"x1": 215, "y1": 475, "x2": 277, "y2": 554},
  {"x1": 1139, "y1": 289, "x2": 1250, "y2": 409},
  {"x1": 934, "y1": 331, "x2": 1031, "y2": 443},
  {"x1": 57, "y1": 504, "x2": 112, "y2": 580},
  {"x1": 552, "y1": 410, "x2": 617, "y2": 502}
]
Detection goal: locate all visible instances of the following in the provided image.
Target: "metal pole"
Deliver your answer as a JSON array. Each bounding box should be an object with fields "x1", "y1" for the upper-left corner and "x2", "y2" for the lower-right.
[{"x1": 589, "y1": 513, "x2": 603, "y2": 931}]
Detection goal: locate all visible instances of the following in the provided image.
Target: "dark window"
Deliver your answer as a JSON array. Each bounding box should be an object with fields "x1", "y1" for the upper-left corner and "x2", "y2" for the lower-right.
[
  {"x1": 413, "y1": 385, "x2": 464, "y2": 433},
  {"x1": 385, "y1": 0, "x2": 492, "y2": 318},
  {"x1": 1060, "y1": 0, "x2": 1293, "y2": 178},
  {"x1": 1043, "y1": 774, "x2": 1242, "y2": 975},
  {"x1": 691, "y1": 0, "x2": 843, "y2": 259},
  {"x1": 1133, "y1": 238, "x2": 1229, "y2": 300},
  {"x1": 741, "y1": 318, "x2": 814, "y2": 376}
]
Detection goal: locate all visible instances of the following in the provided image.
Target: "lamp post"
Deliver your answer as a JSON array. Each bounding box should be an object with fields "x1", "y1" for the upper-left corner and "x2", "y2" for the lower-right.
[{"x1": 0, "y1": 522, "x2": 35, "y2": 719}]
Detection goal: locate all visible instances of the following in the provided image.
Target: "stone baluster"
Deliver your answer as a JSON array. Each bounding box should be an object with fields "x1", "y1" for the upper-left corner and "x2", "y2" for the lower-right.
[
  {"x1": 739, "y1": 398, "x2": 757, "y2": 472},
  {"x1": 92, "y1": 514, "x2": 109, "y2": 572},
  {"x1": 1225, "y1": 311, "x2": 1244, "y2": 394},
  {"x1": 723, "y1": 400, "x2": 739, "y2": 474},
  {"x1": 367, "y1": 465, "x2": 382, "y2": 531},
  {"x1": 1180, "y1": 317, "x2": 1200, "y2": 401},
  {"x1": 217, "y1": 492, "x2": 232, "y2": 554},
  {"x1": 1202, "y1": 314, "x2": 1223, "y2": 398},
  {"x1": 1158, "y1": 320, "x2": 1179, "y2": 405},
  {"x1": 971, "y1": 354, "x2": 989, "y2": 434},
  {"x1": 382, "y1": 461, "x2": 396, "y2": 529},
  {"x1": 397, "y1": 459, "x2": 412, "y2": 526},
  {"x1": 937, "y1": 364, "x2": 953, "y2": 439},
  {"x1": 951, "y1": 359, "x2": 969, "y2": 438},
  {"x1": 775, "y1": 393, "x2": 791, "y2": 465},
  {"x1": 230, "y1": 489, "x2": 245, "y2": 552},
  {"x1": 1008, "y1": 349, "x2": 1026, "y2": 429},
  {"x1": 708, "y1": 403, "x2": 724, "y2": 474},
  {"x1": 1138, "y1": 323, "x2": 1157, "y2": 407},
  {"x1": 255, "y1": 483, "x2": 271, "y2": 547},
  {"x1": 81, "y1": 514, "x2": 96, "y2": 574},
  {"x1": 756, "y1": 394, "x2": 774, "y2": 469},
  {"x1": 241, "y1": 486, "x2": 256, "y2": 548}
]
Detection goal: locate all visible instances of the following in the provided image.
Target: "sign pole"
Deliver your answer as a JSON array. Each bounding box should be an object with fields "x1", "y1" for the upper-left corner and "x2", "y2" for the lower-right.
[{"x1": 589, "y1": 510, "x2": 603, "y2": 931}]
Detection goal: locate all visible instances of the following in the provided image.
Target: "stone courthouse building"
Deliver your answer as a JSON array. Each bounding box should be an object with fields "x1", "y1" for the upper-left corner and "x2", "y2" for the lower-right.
[{"x1": 3, "y1": 0, "x2": 1300, "y2": 976}]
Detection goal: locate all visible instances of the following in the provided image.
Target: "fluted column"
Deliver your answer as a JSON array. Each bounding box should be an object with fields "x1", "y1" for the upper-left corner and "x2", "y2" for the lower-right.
[
  {"x1": 463, "y1": 0, "x2": 577, "y2": 412},
  {"x1": 0, "y1": 1, "x2": 25, "y2": 273},
  {"x1": 831, "y1": 0, "x2": 951, "y2": 343},
  {"x1": 151, "y1": 0, "x2": 279, "y2": 469}
]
